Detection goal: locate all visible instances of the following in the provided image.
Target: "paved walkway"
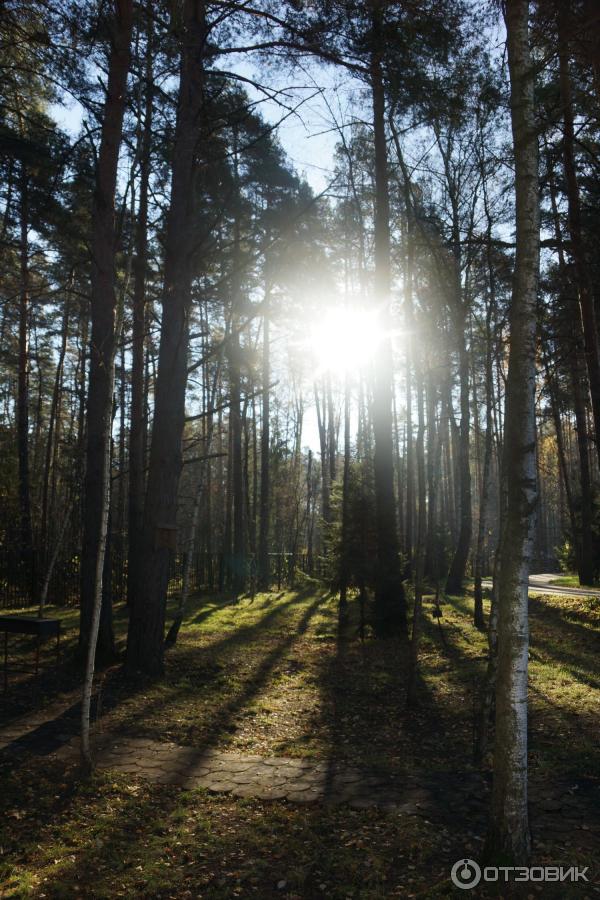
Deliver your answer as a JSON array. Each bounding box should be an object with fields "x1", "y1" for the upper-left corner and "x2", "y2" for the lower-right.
[
  {"x1": 1, "y1": 706, "x2": 599, "y2": 852},
  {"x1": 53, "y1": 734, "x2": 489, "y2": 813}
]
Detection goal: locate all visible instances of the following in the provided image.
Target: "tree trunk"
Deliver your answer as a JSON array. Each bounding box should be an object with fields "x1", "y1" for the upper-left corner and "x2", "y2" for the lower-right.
[
  {"x1": 474, "y1": 174, "x2": 497, "y2": 627},
  {"x1": 80, "y1": 395, "x2": 113, "y2": 772},
  {"x1": 569, "y1": 330, "x2": 595, "y2": 584},
  {"x1": 583, "y1": 0, "x2": 600, "y2": 105},
  {"x1": 306, "y1": 448, "x2": 314, "y2": 574},
  {"x1": 126, "y1": 0, "x2": 206, "y2": 675},
  {"x1": 39, "y1": 505, "x2": 72, "y2": 617},
  {"x1": 128, "y1": 15, "x2": 153, "y2": 605},
  {"x1": 474, "y1": 321, "x2": 494, "y2": 629},
  {"x1": 257, "y1": 291, "x2": 271, "y2": 590},
  {"x1": 339, "y1": 373, "x2": 351, "y2": 613},
  {"x1": 485, "y1": 0, "x2": 539, "y2": 863},
  {"x1": 446, "y1": 310, "x2": 472, "y2": 594},
  {"x1": 424, "y1": 369, "x2": 442, "y2": 582},
  {"x1": 557, "y1": 1, "x2": 600, "y2": 471},
  {"x1": 230, "y1": 328, "x2": 244, "y2": 593},
  {"x1": 315, "y1": 382, "x2": 331, "y2": 530},
  {"x1": 547, "y1": 164, "x2": 595, "y2": 584},
  {"x1": 371, "y1": 25, "x2": 406, "y2": 634},
  {"x1": 41, "y1": 283, "x2": 70, "y2": 569},
  {"x1": 327, "y1": 374, "x2": 337, "y2": 485},
  {"x1": 80, "y1": 0, "x2": 132, "y2": 664},
  {"x1": 230, "y1": 170, "x2": 245, "y2": 594},
  {"x1": 404, "y1": 227, "x2": 415, "y2": 571},
  {"x1": 17, "y1": 164, "x2": 35, "y2": 602},
  {"x1": 407, "y1": 361, "x2": 426, "y2": 706}
]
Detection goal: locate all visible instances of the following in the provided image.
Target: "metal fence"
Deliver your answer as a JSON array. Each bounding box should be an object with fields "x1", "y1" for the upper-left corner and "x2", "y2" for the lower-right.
[{"x1": 0, "y1": 546, "x2": 321, "y2": 610}]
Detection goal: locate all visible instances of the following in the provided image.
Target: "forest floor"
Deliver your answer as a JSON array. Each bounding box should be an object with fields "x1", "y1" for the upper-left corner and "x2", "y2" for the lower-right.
[{"x1": 0, "y1": 581, "x2": 599, "y2": 898}]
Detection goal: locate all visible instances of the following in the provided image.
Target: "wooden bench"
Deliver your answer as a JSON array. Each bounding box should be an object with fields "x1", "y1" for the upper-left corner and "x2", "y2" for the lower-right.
[{"x1": 0, "y1": 616, "x2": 62, "y2": 692}]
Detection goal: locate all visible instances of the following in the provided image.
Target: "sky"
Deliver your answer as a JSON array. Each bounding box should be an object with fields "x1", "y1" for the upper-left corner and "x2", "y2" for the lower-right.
[
  {"x1": 49, "y1": 51, "x2": 359, "y2": 453},
  {"x1": 50, "y1": 53, "x2": 350, "y2": 193},
  {"x1": 47, "y1": 30, "x2": 510, "y2": 456},
  {"x1": 231, "y1": 55, "x2": 364, "y2": 194}
]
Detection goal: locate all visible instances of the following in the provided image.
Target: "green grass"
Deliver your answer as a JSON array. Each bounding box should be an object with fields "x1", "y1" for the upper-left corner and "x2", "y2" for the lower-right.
[
  {"x1": 549, "y1": 574, "x2": 598, "y2": 589},
  {"x1": 1, "y1": 584, "x2": 599, "y2": 897},
  {"x1": 1, "y1": 762, "x2": 475, "y2": 899}
]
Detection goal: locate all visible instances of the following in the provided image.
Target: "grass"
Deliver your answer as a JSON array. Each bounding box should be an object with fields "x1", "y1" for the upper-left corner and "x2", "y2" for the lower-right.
[
  {"x1": 1, "y1": 761, "x2": 480, "y2": 899},
  {"x1": 549, "y1": 574, "x2": 599, "y2": 590},
  {"x1": 0, "y1": 582, "x2": 599, "y2": 897}
]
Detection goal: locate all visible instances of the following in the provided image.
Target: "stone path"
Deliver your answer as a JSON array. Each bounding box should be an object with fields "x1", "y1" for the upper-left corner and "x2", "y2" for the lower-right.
[
  {"x1": 0, "y1": 695, "x2": 81, "y2": 754},
  {"x1": 2, "y1": 704, "x2": 599, "y2": 851},
  {"x1": 52, "y1": 734, "x2": 489, "y2": 815}
]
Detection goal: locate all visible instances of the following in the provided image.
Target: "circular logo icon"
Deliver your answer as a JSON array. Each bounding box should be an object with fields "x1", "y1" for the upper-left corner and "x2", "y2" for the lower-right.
[{"x1": 451, "y1": 858, "x2": 482, "y2": 890}]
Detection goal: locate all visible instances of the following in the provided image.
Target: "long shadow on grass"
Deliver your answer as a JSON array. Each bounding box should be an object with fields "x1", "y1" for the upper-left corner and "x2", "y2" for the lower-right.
[
  {"x1": 17, "y1": 756, "x2": 470, "y2": 900},
  {"x1": 304, "y1": 595, "x2": 416, "y2": 775},
  {"x1": 3, "y1": 592, "x2": 334, "y2": 897},
  {"x1": 0, "y1": 753, "x2": 204, "y2": 899},
  {"x1": 1, "y1": 589, "x2": 324, "y2": 760},
  {"x1": 0, "y1": 593, "x2": 245, "y2": 726},
  {"x1": 1, "y1": 592, "x2": 325, "y2": 867},
  {"x1": 8, "y1": 590, "x2": 597, "y2": 898},
  {"x1": 154, "y1": 590, "x2": 326, "y2": 755},
  {"x1": 446, "y1": 593, "x2": 600, "y2": 783},
  {"x1": 529, "y1": 634, "x2": 600, "y2": 690},
  {"x1": 79, "y1": 589, "x2": 324, "y2": 770},
  {"x1": 0, "y1": 589, "x2": 256, "y2": 725},
  {"x1": 528, "y1": 594, "x2": 600, "y2": 688},
  {"x1": 3, "y1": 597, "x2": 338, "y2": 896},
  {"x1": 527, "y1": 678, "x2": 600, "y2": 781},
  {"x1": 309, "y1": 593, "x2": 488, "y2": 775}
]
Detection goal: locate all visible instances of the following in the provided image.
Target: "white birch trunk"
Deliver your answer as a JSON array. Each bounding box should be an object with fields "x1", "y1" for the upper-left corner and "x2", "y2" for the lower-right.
[
  {"x1": 164, "y1": 477, "x2": 203, "y2": 648},
  {"x1": 80, "y1": 383, "x2": 114, "y2": 772},
  {"x1": 38, "y1": 506, "x2": 72, "y2": 618},
  {"x1": 486, "y1": 0, "x2": 539, "y2": 864}
]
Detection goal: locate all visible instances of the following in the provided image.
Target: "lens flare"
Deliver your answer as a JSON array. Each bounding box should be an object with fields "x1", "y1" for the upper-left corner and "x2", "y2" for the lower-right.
[{"x1": 308, "y1": 307, "x2": 384, "y2": 377}]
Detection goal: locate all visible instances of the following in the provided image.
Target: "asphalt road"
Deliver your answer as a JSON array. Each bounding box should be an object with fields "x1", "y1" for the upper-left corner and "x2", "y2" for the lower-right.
[{"x1": 481, "y1": 572, "x2": 600, "y2": 599}]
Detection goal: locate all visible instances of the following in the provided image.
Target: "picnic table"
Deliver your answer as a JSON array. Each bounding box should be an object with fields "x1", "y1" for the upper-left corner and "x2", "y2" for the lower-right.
[{"x1": 0, "y1": 615, "x2": 62, "y2": 692}]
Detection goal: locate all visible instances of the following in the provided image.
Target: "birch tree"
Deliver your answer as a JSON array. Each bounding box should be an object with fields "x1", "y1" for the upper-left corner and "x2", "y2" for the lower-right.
[
  {"x1": 485, "y1": 0, "x2": 539, "y2": 863},
  {"x1": 80, "y1": 0, "x2": 133, "y2": 770}
]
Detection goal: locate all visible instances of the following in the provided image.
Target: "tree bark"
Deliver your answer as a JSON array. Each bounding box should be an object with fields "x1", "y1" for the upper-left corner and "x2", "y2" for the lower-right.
[
  {"x1": 583, "y1": 0, "x2": 600, "y2": 105},
  {"x1": 557, "y1": 1, "x2": 600, "y2": 472},
  {"x1": 41, "y1": 283, "x2": 70, "y2": 569},
  {"x1": 446, "y1": 310, "x2": 472, "y2": 594},
  {"x1": 406, "y1": 360, "x2": 426, "y2": 706},
  {"x1": 230, "y1": 173, "x2": 245, "y2": 594},
  {"x1": 127, "y1": 0, "x2": 206, "y2": 675},
  {"x1": 128, "y1": 13, "x2": 153, "y2": 605},
  {"x1": 257, "y1": 290, "x2": 271, "y2": 589},
  {"x1": 339, "y1": 373, "x2": 351, "y2": 613},
  {"x1": 315, "y1": 381, "x2": 331, "y2": 531},
  {"x1": 547, "y1": 164, "x2": 595, "y2": 584},
  {"x1": 474, "y1": 168, "x2": 497, "y2": 627},
  {"x1": 80, "y1": 0, "x2": 133, "y2": 664},
  {"x1": 17, "y1": 164, "x2": 35, "y2": 601},
  {"x1": 230, "y1": 328, "x2": 244, "y2": 592},
  {"x1": 371, "y1": 17, "x2": 406, "y2": 634},
  {"x1": 485, "y1": 0, "x2": 539, "y2": 863}
]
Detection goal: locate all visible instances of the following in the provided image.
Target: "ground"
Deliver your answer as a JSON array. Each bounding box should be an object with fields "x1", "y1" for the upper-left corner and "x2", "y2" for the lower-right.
[
  {"x1": 0, "y1": 580, "x2": 599, "y2": 898},
  {"x1": 549, "y1": 574, "x2": 596, "y2": 589}
]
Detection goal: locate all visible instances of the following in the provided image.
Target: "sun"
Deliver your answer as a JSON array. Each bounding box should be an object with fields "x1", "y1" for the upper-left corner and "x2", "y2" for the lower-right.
[{"x1": 308, "y1": 307, "x2": 385, "y2": 377}]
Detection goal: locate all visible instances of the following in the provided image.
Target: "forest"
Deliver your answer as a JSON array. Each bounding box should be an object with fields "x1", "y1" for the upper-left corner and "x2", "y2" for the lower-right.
[{"x1": 0, "y1": 0, "x2": 599, "y2": 897}]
